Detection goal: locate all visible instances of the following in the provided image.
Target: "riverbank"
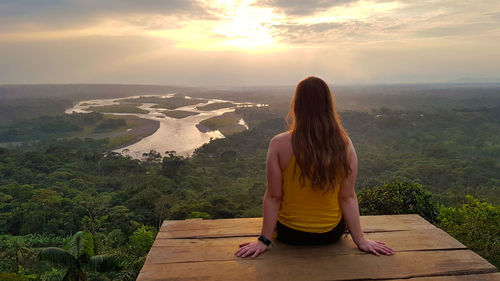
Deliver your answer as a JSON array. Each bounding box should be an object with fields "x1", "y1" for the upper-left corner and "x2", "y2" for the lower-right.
[
  {"x1": 73, "y1": 114, "x2": 160, "y2": 150},
  {"x1": 196, "y1": 112, "x2": 248, "y2": 136}
]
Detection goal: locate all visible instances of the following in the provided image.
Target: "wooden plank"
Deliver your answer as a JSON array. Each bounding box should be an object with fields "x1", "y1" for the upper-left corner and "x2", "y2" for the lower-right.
[
  {"x1": 148, "y1": 228, "x2": 466, "y2": 264},
  {"x1": 137, "y1": 249, "x2": 497, "y2": 281},
  {"x1": 392, "y1": 272, "x2": 500, "y2": 280},
  {"x1": 158, "y1": 217, "x2": 262, "y2": 238},
  {"x1": 159, "y1": 217, "x2": 262, "y2": 232},
  {"x1": 158, "y1": 214, "x2": 435, "y2": 239}
]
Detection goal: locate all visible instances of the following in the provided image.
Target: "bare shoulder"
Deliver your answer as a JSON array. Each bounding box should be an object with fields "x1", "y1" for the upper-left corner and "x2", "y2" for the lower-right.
[
  {"x1": 271, "y1": 131, "x2": 291, "y2": 143},
  {"x1": 269, "y1": 131, "x2": 291, "y2": 151},
  {"x1": 346, "y1": 136, "x2": 358, "y2": 170},
  {"x1": 346, "y1": 136, "x2": 356, "y2": 155},
  {"x1": 269, "y1": 131, "x2": 293, "y2": 170}
]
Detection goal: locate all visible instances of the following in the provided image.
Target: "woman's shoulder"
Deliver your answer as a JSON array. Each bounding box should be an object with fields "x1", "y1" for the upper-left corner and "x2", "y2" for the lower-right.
[
  {"x1": 269, "y1": 132, "x2": 294, "y2": 170},
  {"x1": 270, "y1": 131, "x2": 291, "y2": 147}
]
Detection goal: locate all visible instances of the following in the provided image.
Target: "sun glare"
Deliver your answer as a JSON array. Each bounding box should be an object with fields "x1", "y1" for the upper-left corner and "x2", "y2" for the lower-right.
[
  {"x1": 141, "y1": 0, "x2": 285, "y2": 51},
  {"x1": 146, "y1": 0, "x2": 402, "y2": 51},
  {"x1": 208, "y1": 0, "x2": 282, "y2": 50}
]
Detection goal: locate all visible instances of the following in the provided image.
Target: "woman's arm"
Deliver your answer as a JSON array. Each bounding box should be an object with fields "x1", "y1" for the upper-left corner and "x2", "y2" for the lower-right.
[
  {"x1": 339, "y1": 139, "x2": 395, "y2": 256},
  {"x1": 235, "y1": 137, "x2": 283, "y2": 258}
]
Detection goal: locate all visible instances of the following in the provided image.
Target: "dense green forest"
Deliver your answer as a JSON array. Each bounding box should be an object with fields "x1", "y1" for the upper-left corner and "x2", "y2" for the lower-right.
[
  {"x1": 0, "y1": 86, "x2": 499, "y2": 280},
  {"x1": 0, "y1": 113, "x2": 103, "y2": 142}
]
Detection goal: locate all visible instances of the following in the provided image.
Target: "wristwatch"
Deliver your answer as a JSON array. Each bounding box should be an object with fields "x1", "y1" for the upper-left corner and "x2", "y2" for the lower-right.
[{"x1": 258, "y1": 235, "x2": 272, "y2": 246}]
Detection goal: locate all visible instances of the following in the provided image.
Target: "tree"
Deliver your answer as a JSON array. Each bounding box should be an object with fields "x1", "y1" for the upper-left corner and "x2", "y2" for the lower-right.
[
  {"x1": 38, "y1": 231, "x2": 123, "y2": 281},
  {"x1": 77, "y1": 193, "x2": 111, "y2": 253},
  {"x1": 12, "y1": 240, "x2": 31, "y2": 274},
  {"x1": 161, "y1": 151, "x2": 185, "y2": 179},
  {"x1": 439, "y1": 195, "x2": 500, "y2": 267},
  {"x1": 358, "y1": 178, "x2": 438, "y2": 223},
  {"x1": 128, "y1": 226, "x2": 154, "y2": 257},
  {"x1": 142, "y1": 150, "x2": 162, "y2": 164}
]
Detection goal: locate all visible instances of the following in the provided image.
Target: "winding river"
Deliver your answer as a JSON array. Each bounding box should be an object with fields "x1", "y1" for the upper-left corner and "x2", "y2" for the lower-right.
[{"x1": 65, "y1": 94, "x2": 264, "y2": 159}]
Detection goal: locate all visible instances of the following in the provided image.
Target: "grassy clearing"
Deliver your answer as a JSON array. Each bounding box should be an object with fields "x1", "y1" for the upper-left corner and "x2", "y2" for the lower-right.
[
  {"x1": 72, "y1": 115, "x2": 129, "y2": 137},
  {"x1": 104, "y1": 115, "x2": 159, "y2": 150},
  {"x1": 88, "y1": 104, "x2": 148, "y2": 114},
  {"x1": 121, "y1": 96, "x2": 205, "y2": 110},
  {"x1": 198, "y1": 112, "x2": 246, "y2": 136},
  {"x1": 70, "y1": 114, "x2": 159, "y2": 150},
  {"x1": 162, "y1": 110, "x2": 199, "y2": 119},
  {"x1": 104, "y1": 134, "x2": 141, "y2": 149},
  {"x1": 115, "y1": 114, "x2": 144, "y2": 128}
]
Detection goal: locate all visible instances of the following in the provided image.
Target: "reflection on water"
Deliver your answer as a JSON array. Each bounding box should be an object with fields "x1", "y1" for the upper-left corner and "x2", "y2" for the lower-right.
[{"x1": 65, "y1": 94, "x2": 265, "y2": 159}]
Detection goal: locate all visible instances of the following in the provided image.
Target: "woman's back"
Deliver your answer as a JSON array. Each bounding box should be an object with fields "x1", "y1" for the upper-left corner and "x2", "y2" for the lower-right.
[
  {"x1": 274, "y1": 132, "x2": 342, "y2": 233},
  {"x1": 279, "y1": 154, "x2": 342, "y2": 233}
]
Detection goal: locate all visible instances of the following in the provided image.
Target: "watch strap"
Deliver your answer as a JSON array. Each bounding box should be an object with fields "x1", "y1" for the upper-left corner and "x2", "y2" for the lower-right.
[{"x1": 258, "y1": 235, "x2": 272, "y2": 246}]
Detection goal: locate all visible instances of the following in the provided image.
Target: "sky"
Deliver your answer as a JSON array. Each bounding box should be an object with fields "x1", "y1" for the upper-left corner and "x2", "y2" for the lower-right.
[{"x1": 0, "y1": 0, "x2": 499, "y2": 86}]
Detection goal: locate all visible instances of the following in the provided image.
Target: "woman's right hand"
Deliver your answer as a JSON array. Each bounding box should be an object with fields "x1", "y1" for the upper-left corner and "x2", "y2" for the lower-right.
[{"x1": 356, "y1": 237, "x2": 395, "y2": 256}]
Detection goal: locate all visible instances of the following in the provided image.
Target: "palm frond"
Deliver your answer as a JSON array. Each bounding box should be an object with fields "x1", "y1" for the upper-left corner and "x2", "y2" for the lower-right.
[
  {"x1": 61, "y1": 268, "x2": 85, "y2": 281},
  {"x1": 62, "y1": 268, "x2": 73, "y2": 281},
  {"x1": 66, "y1": 231, "x2": 94, "y2": 260},
  {"x1": 114, "y1": 269, "x2": 139, "y2": 281},
  {"x1": 87, "y1": 255, "x2": 123, "y2": 272},
  {"x1": 39, "y1": 247, "x2": 78, "y2": 269}
]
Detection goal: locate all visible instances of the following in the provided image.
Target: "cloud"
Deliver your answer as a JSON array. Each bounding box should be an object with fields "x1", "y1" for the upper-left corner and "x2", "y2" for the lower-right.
[
  {"x1": 0, "y1": 0, "x2": 499, "y2": 85},
  {"x1": 271, "y1": 21, "x2": 373, "y2": 44},
  {"x1": 256, "y1": 0, "x2": 359, "y2": 15},
  {"x1": 415, "y1": 23, "x2": 500, "y2": 38},
  {"x1": 264, "y1": 0, "x2": 500, "y2": 45},
  {"x1": 0, "y1": 0, "x2": 211, "y2": 29}
]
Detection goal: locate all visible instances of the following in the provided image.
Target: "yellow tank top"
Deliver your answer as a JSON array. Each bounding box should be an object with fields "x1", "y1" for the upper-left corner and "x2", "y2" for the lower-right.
[{"x1": 277, "y1": 155, "x2": 342, "y2": 233}]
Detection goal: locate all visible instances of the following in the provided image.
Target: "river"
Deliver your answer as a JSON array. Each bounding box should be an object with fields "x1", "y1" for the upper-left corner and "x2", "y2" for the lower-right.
[{"x1": 65, "y1": 94, "x2": 265, "y2": 159}]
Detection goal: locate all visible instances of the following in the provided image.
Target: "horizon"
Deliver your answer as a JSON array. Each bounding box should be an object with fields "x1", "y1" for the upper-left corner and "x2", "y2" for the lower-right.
[
  {"x1": 1, "y1": 0, "x2": 500, "y2": 85},
  {"x1": 2, "y1": 82, "x2": 500, "y2": 88}
]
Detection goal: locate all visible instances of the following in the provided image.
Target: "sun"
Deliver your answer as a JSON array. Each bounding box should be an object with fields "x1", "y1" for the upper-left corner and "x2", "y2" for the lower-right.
[
  {"x1": 210, "y1": 1, "x2": 279, "y2": 49},
  {"x1": 141, "y1": 0, "x2": 286, "y2": 52},
  {"x1": 195, "y1": 0, "x2": 285, "y2": 51}
]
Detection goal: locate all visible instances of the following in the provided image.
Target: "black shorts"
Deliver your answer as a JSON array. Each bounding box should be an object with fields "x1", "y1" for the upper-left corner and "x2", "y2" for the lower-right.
[{"x1": 276, "y1": 217, "x2": 346, "y2": 245}]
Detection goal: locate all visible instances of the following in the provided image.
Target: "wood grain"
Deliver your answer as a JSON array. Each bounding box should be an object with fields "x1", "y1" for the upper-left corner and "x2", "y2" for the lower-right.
[
  {"x1": 149, "y1": 228, "x2": 465, "y2": 264},
  {"x1": 138, "y1": 250, "x2": 497, "y2": 281},
  {"x1": 138, "y1": 215, "x2": 498, "y2": 281},
  {"x1": 158, "y1": 214, "x2": 434, "y2": 239},
  {"x1": 391, "y1": 272, "x2": 500, "y2": 280}
]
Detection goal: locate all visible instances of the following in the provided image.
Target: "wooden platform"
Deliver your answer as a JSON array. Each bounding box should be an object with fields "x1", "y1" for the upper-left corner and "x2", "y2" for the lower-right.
[{"x1": 138, "y1": 214, "x2": 499, "y2": 281}]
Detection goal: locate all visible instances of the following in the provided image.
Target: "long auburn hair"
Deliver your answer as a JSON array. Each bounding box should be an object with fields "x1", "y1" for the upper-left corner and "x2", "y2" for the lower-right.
[{"x1": 286, "y1": 76, "x2": 351, "y2": 191}]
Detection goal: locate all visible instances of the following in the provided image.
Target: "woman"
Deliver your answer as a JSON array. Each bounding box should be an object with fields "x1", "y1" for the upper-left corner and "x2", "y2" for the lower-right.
[{"x1": 235, "y1": 76, "x2": 395, "y2": 258}]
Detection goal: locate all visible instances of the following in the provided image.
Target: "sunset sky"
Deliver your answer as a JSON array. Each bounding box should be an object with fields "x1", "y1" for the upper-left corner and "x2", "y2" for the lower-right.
[{"x1": 1, "y1": 0, "x2": 499, "y2": 85}]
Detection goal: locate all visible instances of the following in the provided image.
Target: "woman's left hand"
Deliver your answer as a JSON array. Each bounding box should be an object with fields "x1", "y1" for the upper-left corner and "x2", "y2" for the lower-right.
[
  {"x1": 235, "y1": 241, "x2": 269, "y2": 258},
  {"x1": 357, "y1": 237, "x2": 395, "y2": 256}
]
